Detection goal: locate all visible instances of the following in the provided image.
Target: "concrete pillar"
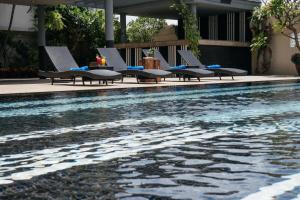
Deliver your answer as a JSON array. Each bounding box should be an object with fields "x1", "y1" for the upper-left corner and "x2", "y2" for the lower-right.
[
  {"x1": 105, "y1": 0, "x2": 114, "y2": 47},
  {"x1": 120, "y1": 13, "x2": 127, "y2": 43},
  {"x1": 190, "y1": 4, "x2": 197, "y2": 18},
  {"x1": 190, "y1": 4, "x2": 200, "y2": 35},
  {"x1": 37, "y1": 5, "x2": 46, "y2": 70}
]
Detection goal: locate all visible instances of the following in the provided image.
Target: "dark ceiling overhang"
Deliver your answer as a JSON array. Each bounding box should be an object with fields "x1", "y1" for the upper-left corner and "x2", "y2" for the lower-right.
[{"x1": 0, "y1": 0, "x2": 260, "y2": 19}]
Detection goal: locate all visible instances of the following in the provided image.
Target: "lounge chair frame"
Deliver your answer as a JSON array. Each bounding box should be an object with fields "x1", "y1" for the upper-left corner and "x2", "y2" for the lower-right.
[
  {"x1": 98, "y1": 48, "x2": 172, "y2": 84},
  {"x1": 39, "y1": 46, "x2": 122, "y2": 85},
  {"x1": 142, "y1": 49, "x2": 214, "y2": 82},
  {"x1": 178, "y1": 50, "x2": 248, "y2": 80}
]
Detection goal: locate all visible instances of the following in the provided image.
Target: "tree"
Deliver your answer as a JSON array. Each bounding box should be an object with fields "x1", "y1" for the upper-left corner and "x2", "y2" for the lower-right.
[
  {"x1": 127, "y1": 17, "x2": 167, "y2": 43},
  {"x1": 268, "y1": 0, "x2": 300, "y2": 52},
  {"x1": 250, "y1": 0, "x2": 300, "y2": 74},
  {"x1": 250, "y1": 5, "x2": 273, "y2": 73},
  {"x1": 251, "y1": 0, "x2": 300, "y2": 52},
  {"x1": 171, "y1": 2, "x2": 201, "y2": 58},
  {"x1": 45, "y1": 5, "x2": 120, "y2": 65}
]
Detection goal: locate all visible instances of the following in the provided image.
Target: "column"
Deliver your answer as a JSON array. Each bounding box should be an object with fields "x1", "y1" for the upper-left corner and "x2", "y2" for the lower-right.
[
  {"x1": 37, "y1": 5, "x2": 46, "y2": 70},
  {"x1": 239, "y1": 12, "x2": 246, "y2": 42},
  {"x1": 120, "y1": 13, "x2": 127, "y2": 43},
  {"x1": 105, "y1": 0, "x2": 114, "y2": 47},
  {"x1": 190, "y1": 4, "x2": 197, "y2": 18}
]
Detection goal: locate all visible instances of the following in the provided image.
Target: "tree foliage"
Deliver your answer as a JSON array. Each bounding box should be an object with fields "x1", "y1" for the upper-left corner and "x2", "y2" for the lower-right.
[
  {"x1": 250, "y1": 5, "x2": 272, "y2": 52},
  {"x1": 127, "y1": 17, "x2": 167, "y2": 43},
  {"x1": 45, "y1": 5, "x2": 120, "y2": 65},
  {"x1": 251, "y1": 0, "x2": 300, "y2": 52},
  {"x1": 268, "y1": 0, "x2": 300, "y2": 52},
  {"x1": 250, "y1": 5, "x2": 273, "y2": 73},
  {"x1": 171, "y1": 2, "x2": 201, "y2": 58},
  {"x1": 250, "y1": 0, "x2": 300, "y2": 73}
]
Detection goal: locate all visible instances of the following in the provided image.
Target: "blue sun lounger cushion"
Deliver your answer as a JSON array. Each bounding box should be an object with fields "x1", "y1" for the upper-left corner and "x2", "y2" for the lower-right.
[
  {"x1": 175, "y1": 65, "x2": 187, "y2": 69},
  {"x1": 70, "y1": 66, "x2": 89, "y2": 71},
  {"x1": 170, "y1": 65, "x2": 187, "y2": 70},
  {"x1": 207, "y1": 64, "x2": 222, "y2": 69},
  {"x1": 127, "y1": 66, "x2": 144, "y2": 70}
]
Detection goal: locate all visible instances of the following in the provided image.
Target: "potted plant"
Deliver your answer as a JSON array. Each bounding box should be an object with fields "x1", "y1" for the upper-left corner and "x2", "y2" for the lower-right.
[
  {"x1": 291, "y1": 53, "x2": 300, "y2": 75},
  {"x1": 147, "y1": 48, "x2": 155, "y2": 57}
]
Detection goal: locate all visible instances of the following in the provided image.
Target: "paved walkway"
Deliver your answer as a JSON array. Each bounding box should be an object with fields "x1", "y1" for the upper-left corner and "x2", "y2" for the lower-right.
[{"x1": 0, "y1": 76, "x2": 299, "y2": 95}]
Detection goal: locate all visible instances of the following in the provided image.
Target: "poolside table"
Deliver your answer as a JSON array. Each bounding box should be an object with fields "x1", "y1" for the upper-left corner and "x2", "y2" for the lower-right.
[{"x1": 139, "y1": 57, "x2": 161, "y2": 82}]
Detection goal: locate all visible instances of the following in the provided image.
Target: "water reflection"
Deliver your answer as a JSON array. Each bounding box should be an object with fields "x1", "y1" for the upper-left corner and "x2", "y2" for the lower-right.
[{"x1": 0, "y1": 82, "x2": 299, "y2": 199}]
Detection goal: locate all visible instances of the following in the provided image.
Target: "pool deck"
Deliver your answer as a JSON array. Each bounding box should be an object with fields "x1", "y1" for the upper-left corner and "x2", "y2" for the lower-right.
[{"x1": 0, "y1": 75, "x2": 299, "y2": 95}]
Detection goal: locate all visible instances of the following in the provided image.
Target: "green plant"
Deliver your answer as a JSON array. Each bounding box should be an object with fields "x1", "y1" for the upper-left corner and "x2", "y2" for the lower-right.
[
  {"x1": 46, "y1": 10, "x2": 64, "y2": 31},
  {"x1": 268, "y1": 0, "x2": 300, "y2": 52},
  {"x1": 250, "y1": 5, "x2": 272, "y2": 52},
  {"x1": 250, "y1": 5, "x2": 273, "y2": 74},
  {"x1": 127, "y1": 17, "x2": 167, "y2": 43},
  {"x1": 250, "y1": 33, "x2": 269, "y2": 51},
  {"x1": 45, "y1": 5, "x2": 120, "y2": 65},
  {"x1": 147, "y1": 48, "x2": 155, "y2": 57},
  {"x1": 251, "y1": 0, "x2": 300, "y2": 73},
  {"x1": 291, "y1": 53, "x2": 300, "y2": 65},
  {"x1": 171, "y1": 1, "x2": 201, "y2": 58}
]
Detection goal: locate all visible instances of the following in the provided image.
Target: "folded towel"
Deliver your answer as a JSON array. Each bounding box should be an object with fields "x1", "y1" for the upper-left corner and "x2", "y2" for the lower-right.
[
  {"x1": 127, "y1": 66, "x2": 144, "y2": 70},
  {"x1": 207, "y1": 64, "x2": 221, "y2": 69},
  {"x1": 70, "y1": 66, "x2": 89, "y2": 71}
]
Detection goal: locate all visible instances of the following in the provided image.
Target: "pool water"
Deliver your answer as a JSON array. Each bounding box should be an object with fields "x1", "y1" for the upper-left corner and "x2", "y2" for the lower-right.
[{"x1": 0, "y1": 82, "x2": 300, "y2": 200}]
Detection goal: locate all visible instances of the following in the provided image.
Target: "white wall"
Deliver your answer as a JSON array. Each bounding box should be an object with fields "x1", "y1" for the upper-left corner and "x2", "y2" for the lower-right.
[{"x1": 0, "y1": 3, "x2": 35, "y2": 32}]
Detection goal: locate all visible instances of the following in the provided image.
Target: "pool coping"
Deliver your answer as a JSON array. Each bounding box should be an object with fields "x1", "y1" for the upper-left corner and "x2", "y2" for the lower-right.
[{"x1": 0, "y1": 76, "x2": 300, "y2": 96}]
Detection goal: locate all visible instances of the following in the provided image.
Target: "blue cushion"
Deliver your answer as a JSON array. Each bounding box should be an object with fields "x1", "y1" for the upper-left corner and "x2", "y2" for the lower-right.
[
  {"x1": 175, "y1": 65, "x2": 187, "y2": 69},
  {"x1": 170, "y1": 65, "x2": 187, "y2": 70},
  {"x1": 127, "y1": 66, "x2": 144, "y2": 70},
  {"x1": 207, "y1": 64, "x2": 222, "y2": 69},
  {"x1": 70, "y1": 66, "x2": 89, "y2": 71}
]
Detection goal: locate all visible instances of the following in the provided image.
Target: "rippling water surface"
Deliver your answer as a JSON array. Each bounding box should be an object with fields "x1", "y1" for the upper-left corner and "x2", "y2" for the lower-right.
[{"x1": 0, "y1": 82, "x2": 300, "y2": 200}]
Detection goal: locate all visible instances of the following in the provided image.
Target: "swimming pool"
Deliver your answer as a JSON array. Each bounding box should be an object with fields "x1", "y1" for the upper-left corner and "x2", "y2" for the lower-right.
[{"x1": 0, "y1": 81, "x2": 299, "y2": 199}]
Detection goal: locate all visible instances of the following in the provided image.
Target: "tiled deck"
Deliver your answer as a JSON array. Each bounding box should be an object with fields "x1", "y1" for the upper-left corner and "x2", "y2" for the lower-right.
[{"x1": 0, "y1": 76, "x2": 299, "y2": 95}]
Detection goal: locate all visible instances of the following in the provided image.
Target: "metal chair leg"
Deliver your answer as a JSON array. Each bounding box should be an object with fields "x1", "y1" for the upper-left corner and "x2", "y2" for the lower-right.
[
  {"x1": 232, "y1": 76, "x2": 234, "y2": 80},
  {"x1": 51, "y1": 78, "x2": 54, "y2": 85}
]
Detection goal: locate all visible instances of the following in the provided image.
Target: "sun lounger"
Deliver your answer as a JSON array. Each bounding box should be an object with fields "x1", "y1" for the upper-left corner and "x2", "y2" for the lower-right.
[
  {"x1": 97, "y1": 48, "x2": 172, "y2": 83},
  {"x1": 178, "y1": 50, "x2": 248, "y2": 80},
  {"x1": 38, "y1": 46, "x2": 122, "y2": 85},
  {"x1": 142, "y1": 49, "x2": 214, "y2": 81}
]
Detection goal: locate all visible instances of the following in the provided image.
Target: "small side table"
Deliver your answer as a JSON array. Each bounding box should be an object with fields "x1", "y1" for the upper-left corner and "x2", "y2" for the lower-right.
[
  {"x1": 139, "y1": 57, "x2": 161, "y2": 82},
  {"x1": 89, "y1": 62, "x2": 114, "y2": 70}
]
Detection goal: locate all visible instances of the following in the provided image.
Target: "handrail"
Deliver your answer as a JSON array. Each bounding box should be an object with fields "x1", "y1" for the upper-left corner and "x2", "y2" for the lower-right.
[{"x1": 115, "y1": 39, "x2": 250, "y2": 49}]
